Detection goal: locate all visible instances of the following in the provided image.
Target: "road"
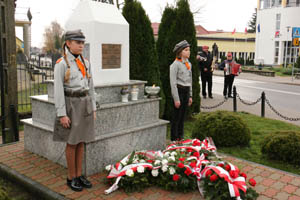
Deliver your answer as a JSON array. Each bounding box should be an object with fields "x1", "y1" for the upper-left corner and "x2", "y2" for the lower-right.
[{"x1": 200, "y1": 76, "x2": 300, "y2": 125}]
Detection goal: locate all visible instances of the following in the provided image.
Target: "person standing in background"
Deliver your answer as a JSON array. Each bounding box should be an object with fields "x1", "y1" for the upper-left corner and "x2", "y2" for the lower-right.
[
  {"x1": 197, "y1": 46, "x2": 213, "y2": 99},
  {"x1": 219, "y1": 52, "x2": 241, "y2": 98},
  {"x1": 170, "y1": 40, "x2": 193, "y2": 141}
]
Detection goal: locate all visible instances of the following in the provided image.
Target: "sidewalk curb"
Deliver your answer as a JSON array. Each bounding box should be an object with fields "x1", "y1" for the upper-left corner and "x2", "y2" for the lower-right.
[
  {"x1": 0, "y1": 163, "x2": 67, "y2": 200},
  {"x1": 213, "y1": 71, "x2": 300, "y2": 86}
]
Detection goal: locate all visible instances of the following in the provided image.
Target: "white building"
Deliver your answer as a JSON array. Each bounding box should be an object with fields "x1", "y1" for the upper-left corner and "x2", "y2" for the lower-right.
[{"x1": 255, "y1": 0, "x2": 300, "y2": 66}]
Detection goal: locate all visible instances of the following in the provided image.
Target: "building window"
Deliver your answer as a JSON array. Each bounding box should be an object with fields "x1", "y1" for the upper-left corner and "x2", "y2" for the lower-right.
[
  {"x1": 274, "y1": 41, "x2": 279, "y2": 64},
  {"x1": 275, "y1": 13, "x2": 281, "y2": 31},
  {"x1": 287, "y1": 0, "x2": 300, "y2": 6}
]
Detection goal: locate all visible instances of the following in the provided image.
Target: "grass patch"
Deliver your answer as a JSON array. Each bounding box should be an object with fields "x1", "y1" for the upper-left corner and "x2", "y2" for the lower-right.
[
  {"x1": 0, "y1": 176, "x2": 38, "y2": 200},
  {"x1": 175, "y1": 111, "x2": 300, "y2": 175}
]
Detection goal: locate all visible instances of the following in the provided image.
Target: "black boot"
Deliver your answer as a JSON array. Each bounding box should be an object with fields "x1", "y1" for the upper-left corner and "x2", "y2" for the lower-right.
[{"x1": 78, "y1": 175, "x2": 92, "y2": 188}]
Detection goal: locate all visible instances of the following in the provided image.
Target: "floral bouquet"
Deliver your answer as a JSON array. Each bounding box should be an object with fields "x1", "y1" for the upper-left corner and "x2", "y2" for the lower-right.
[{"x1": 105, "y1": 138, "x2": 258, "y2": 199}]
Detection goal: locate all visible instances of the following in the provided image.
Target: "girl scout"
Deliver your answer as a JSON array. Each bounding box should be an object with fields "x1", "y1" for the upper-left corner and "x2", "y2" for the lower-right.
[
  {"x1": 169, "y1": 40, "x2": 193, "y2": 141},
  {"x1": 53, "y1": 29, "x2": 96, "y2": 192}
]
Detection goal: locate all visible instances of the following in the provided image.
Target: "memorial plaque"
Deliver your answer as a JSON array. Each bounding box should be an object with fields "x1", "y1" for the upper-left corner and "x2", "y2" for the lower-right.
[{"x1": 102, "y1": 44, "x2": 121, "y2": 69}]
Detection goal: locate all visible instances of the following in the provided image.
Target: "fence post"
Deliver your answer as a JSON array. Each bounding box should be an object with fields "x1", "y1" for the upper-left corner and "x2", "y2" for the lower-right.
[
  {"x1": 10, "y1": 104, "x2": 19, "y2": 141},
  {"x1": 261, "y1": 92, "x2": 265, "y2": 118},
  {"x1": 0, "y1": 25, "x2": 6, "y2": 144},
  {"x1": 233, "y1": 86, "x2": 237, "y2": 112}
]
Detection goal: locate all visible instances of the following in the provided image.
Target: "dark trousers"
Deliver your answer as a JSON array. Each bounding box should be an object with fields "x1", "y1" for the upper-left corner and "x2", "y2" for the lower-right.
[
  {"x1": 171, "y1": 87, "x2": 189, "y2": 141},
  {"x1": 201, "y1": 74, "x2": 212, "y2": 97},
  {"x1": 223, "y1": 74, "x2": 235, "y2": 97}
]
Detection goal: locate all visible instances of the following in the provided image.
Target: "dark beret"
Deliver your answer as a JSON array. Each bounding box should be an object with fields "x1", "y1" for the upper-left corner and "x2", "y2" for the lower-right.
[
  {"x1": 64, "y1": 29, "x2": 85, "y2": 41},
  {"x1": 173, "y1": 40, "x2": 190, "y2": 54}
]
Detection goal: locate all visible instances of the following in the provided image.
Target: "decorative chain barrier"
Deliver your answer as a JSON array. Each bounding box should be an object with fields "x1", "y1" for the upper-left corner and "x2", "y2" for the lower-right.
[
  {"x1": 265, "y1": 97, "x2": 300, "y2": 121},
  {"x1": 200, "y1": 98, "x2": 228, "y2": 109},
  {"x1": 236, "y1": 93, "x2": 262, "y2": 106}
]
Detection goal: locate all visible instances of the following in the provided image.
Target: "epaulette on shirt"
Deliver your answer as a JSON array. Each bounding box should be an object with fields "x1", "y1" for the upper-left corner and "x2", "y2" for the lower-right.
[{"x1": 56, "y1": 57, "x2": 63, "y2": 64}]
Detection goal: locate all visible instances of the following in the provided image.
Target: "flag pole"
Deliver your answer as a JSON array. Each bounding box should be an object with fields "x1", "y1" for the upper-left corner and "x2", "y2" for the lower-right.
[
  {"x1": 244, "y1": 38, "x2": 247, "y2": 66},
  {"x1": 234, "y1": 37, "x2": 236, "y2": 61}
]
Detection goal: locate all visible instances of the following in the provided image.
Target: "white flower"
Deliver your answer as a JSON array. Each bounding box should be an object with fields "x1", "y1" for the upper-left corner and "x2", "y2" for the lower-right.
[
  {"x1": 171, "y1": 152, "x2": 177, "y2": 156},
  {"x1": 164, "y1": 152, "x2": 170, "y2": 157},
  {"x1": 137, "y1": 166, "x2": 145, "y2": 173},
  {"x1": 151, "y1": 169, "x2": 159, "y2": 177},
  {"x1": 105, "y1": 165, "x2": 112, "y2": 171},
  {"x1": 181, "y1": 148, "x2": 185, "y2": 152},
  {"x1": 121, "y1": 158, "x2": 128, "y2": 166},
  {"x1": 162, "y1": 159, "x2": 168, "y2": 165},
  {"x1": 168, "y1": 156, "x2": 176, "y2": 162},
  {"x1": 140, "y1": 159, "x2": 146, "y2": 163},
  {"x1": 125, "y1": 169, "x2": 134, "y2": 177},
  {"x1": 133, "y1": 159, "x2": 139, "y2": 164},
  {"x1": 162, "y1": 165, "x2": 168, "y2": 172},
  {"x1": 154, "y1": 160, "x2": 161, "y2": 166},
  {"x1": 169, "y1": 167, "x2": 176, "y2": 175}
]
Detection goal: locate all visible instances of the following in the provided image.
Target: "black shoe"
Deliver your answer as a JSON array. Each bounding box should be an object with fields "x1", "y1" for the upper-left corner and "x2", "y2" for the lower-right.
[
  {"x1": 78, "y1": 175, "x2": 92, "y2": 188},
  {"x1": 209, "y1": 96, "x2": 213, "y2": 99},
  {"x1": 228, "y1": 95, "x2": 233, "y2": 98},
  {"x1": 67, "y1": 178, "x2": 83, "y2": 192},
  {"x1": 203, "y1": 96, "x2": 207, "y2": 99}
]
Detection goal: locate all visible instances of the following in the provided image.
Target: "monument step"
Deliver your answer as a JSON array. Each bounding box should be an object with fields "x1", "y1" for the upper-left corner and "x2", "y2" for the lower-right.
[
  {"x1": 46, "y1": 80, "x2": 148, "y2": 104},
  {"x1": 31, "y1": 95, "x2": 161, "y2": 137},
  {"x1": 22, "y1": 118, "x2": 169, "y2": 176}
]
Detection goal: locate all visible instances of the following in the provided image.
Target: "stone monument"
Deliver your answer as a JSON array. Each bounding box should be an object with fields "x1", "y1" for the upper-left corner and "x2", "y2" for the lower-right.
[{"x1": 22, "y1": 0, "x2": 168, "y2": 176}]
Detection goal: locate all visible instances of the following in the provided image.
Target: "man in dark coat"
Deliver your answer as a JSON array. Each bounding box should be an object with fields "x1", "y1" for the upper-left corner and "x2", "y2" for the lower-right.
[{"x1": 197, "y1": 46, "x2": 213, "y2": 99}]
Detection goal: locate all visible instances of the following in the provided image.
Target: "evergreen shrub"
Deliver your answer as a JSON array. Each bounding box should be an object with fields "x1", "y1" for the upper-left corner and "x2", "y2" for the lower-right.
[
  {"x1": 192, "y1": 111, "x2": 251, "y2": 147},
  {"x1": 156, "y1": 0, "x2": 200, "y2": 120},
  {"x1": 122, "y1": 0, "x2": 165, "y2": 116},
  {"x1": 261, "y1": 131, "x2": 300, "y2": 166}
]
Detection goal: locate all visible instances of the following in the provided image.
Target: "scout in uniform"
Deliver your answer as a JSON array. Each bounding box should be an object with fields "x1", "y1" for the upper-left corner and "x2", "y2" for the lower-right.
[
  {"x1": 169, "y1": 40, "x2": 193, "y2": 141},
  {"x1": 53, "y1": 30, "x2": 96, "y2": 191}
]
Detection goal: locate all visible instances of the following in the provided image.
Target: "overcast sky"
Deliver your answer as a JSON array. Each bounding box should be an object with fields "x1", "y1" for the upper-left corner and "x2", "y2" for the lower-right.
[{"x1": 15, "y1": 0, "x2": 257, "y2": 48}]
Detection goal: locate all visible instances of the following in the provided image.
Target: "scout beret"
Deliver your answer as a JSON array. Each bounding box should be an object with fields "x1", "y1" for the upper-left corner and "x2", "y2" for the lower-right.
[
  {"x1": 64, "y1": 29, "x2": 85, "y2": 41},
  {"x1": 202, "y1": 45, "x2": 209, "y2": 50},
  {"x1": 173, "y1": 40, "x2": 190, "y2": 53}
]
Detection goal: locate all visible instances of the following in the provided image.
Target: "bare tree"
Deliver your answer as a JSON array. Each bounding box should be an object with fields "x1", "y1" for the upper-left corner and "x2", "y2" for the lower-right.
[
  {"x1": 42, "y1": 21, "x2": 64, "y2": 54},
  {"x1": 160, "y1": 0, "x2": 205, "y2": 24},
  {"x1": 188, "y1": 0, "x2": 206, "y2": 24}
]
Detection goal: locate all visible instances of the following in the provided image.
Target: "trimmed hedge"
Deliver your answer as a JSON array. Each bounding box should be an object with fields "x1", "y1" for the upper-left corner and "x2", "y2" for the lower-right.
[
  {"x1": 261, "y1": 131, "x2": 300, "y2": 166},
  {"x1": 192, "y1": 111, "x2": 251, "y2": 147}
]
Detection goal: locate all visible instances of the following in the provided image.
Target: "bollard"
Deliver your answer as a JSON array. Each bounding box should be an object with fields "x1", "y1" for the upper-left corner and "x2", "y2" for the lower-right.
[
  {"x1": 261, "y1": 92, "x2": 265, "y2": 118},
  {"x1": 233, "y1": 86, "x2": 237, "y2": 112},
  {"x1": 10, "y1": 104, "x2": 19, "y2": 142}
]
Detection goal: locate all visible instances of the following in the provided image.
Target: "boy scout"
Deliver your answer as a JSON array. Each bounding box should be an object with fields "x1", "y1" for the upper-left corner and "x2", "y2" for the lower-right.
[{"x1": 53, "y1": 30, "x2": 96, "y2": 191}]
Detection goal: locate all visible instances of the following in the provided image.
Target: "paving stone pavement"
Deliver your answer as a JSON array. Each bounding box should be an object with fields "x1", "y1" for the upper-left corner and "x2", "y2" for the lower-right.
[{"x1": 0, "y1": 132, "x2": 300, "y2": 200}]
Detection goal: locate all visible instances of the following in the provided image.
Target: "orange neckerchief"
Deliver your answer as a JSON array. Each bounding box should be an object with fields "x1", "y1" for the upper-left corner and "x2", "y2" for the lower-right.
[
  {"x1": 176, "y1": 58, "x2": 191, "y2": 70},
  {"x1": 75, "y1": 58, "x2": 86, "y2": 77}
]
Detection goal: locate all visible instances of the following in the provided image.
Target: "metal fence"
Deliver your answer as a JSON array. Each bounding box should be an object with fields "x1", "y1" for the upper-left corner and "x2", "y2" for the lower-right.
[{"x1": 17, "y1": 55, "x2": 54, "y2": 116}]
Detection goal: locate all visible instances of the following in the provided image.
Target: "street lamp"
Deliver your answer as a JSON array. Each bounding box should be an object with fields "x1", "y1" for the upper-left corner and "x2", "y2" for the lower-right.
[{"x1": 284, "y1": 26, "x2": 291, "y2": 68}]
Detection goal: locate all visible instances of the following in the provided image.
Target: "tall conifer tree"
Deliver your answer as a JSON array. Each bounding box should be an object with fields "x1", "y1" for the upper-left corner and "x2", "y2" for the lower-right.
[
  {"x1": 156, "y1": 6, "x2": 177, "y2": 120},
  {"x1": 157, "y1": 0, "x2": 200, "y2": 120},
  {"x1": 122, "y1": 0, "x2": 165, "y2": 115}
]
